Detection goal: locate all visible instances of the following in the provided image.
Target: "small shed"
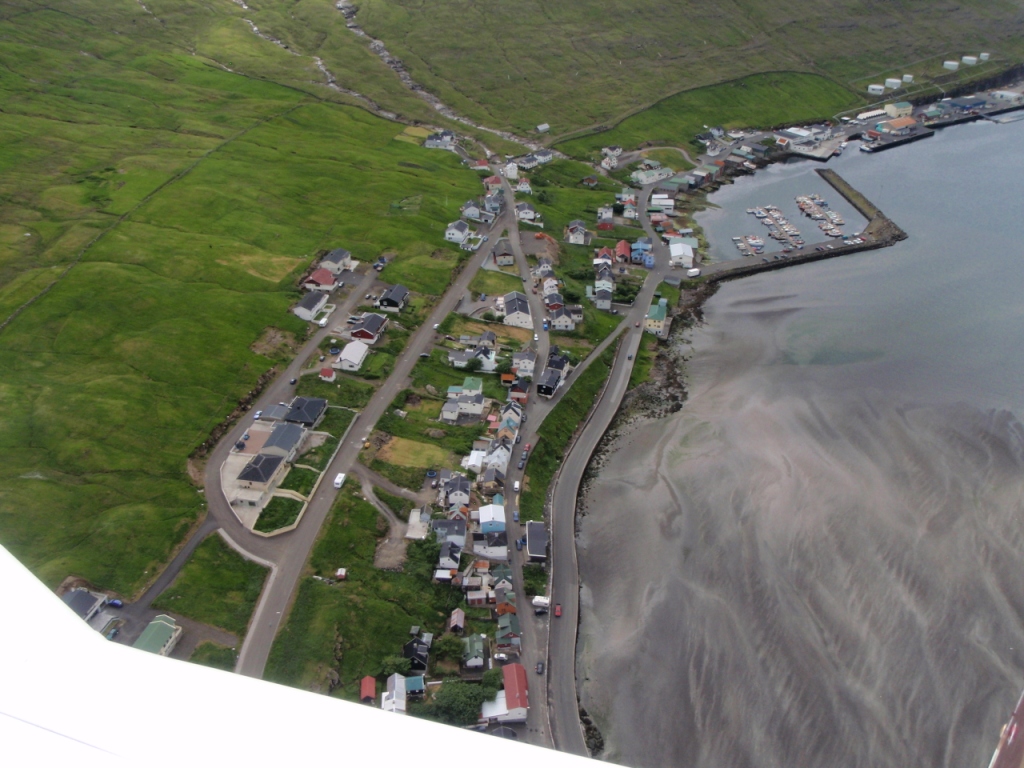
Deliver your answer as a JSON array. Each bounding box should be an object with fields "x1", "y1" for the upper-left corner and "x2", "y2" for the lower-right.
[{"x1": 360, "y1": 675, "x2": 376, "y2": 703}]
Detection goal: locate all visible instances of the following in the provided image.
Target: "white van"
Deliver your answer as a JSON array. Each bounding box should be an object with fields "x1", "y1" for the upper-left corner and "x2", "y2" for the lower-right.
[
  {"x1": 513, "y1": 480, "x2": 520, "y2": 492},
  {"x1": 333, "y1": 473, "x2": 346, "y2": 489},
  {"x1": 686, "y1": 268, "x2": 701, "y2": 278}
]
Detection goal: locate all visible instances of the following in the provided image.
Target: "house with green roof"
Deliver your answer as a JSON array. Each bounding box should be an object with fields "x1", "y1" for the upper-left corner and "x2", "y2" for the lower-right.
[
  {"x1": 645, "y1": 300, "x2": 669, "y2": 337},
  {"x1": 133, "y1": 614, "x2": 182, "y2": 656},
  {"x1": 461, "y1": 377, "x2": 484, "y2": 397},
  {"x1": 462, "y1": 633, "x2": 486, "y2": 669}
]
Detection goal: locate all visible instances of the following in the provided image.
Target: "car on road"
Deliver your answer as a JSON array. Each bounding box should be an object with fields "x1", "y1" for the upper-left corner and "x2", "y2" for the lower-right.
[
  {"x1": 495, "y1": 653, "x2": 508, "y2": 662},
  {"x1": 515, "y1": 538, "x2": 523, "y2": 551},
  {"x1": 433, "y1": 323, "x2": 440, "y2": 330},
  {"x1": 635, "y1": 321, "x2": 640, "y2": 327},
  {"x1": 533, "y1": 334, "x2": 539, "y2": 342},
  {"x1": 253, "y1": 410, "x2": 262, "y2": 420},
  {"x1": 513, "y1": 510, "x2": 519, "y2": 522},
  {"x1": 521, "y1": 450, "x2": 528, "y2": 460},
  {"x1": 535, "y1": 661, "x2": 545, "y2": 675},
  {"x1": 627, "y1": 353, "x2": 633, "y2": 360},
  {"x1": 534, "y1": 607, "x2": 548, "y2": 615},
  {"x1": 515, "y1": 434, "x2": 521, "y2": 444},
  {"x1": 107, "y1": 599, "x2": 123, "y2": 609},
  {"x1": 289, "y1": 378, "x2": 297, "y2": 385},
  {"x1": 318, "y1": 317, "x2": 329, "y2": 327},
  {"x1": 762, "y1": 257, "x2": 770, "y2": 262},
  {"x1": 554, "y1": 603, "x2": 562, "y2": 617},
  {"x1": 333, "y1": 473, "x2": 346, "y2": 489},
  {"x1": 517, "y1": 460, "x2": 524, "y2": 470},
  {"x1": 329, "y1": 347, "x2": 340, "y2": 355},
  {"x1": 513, "y1": 480, "x2": 520, "y2": 492},
  {"x1": 419, "y1": 352, "x2": 430, "y2": 358},
  {"x1": 525, "y1": 443, "x2": 530, "y2": 451}
]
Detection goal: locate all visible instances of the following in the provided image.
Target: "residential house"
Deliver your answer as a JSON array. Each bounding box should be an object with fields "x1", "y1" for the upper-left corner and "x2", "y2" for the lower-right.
[
  {"x1": 335, "y1": 340, "x2": 369, "y2": 372},
  {"x1": 508, "y1": 378, "x2": 530, "y2": 403},
  {"x1": 511, "y1": 351, "x2": 536, "y2": 378},
  {"x1": 501, "y1": 291, "x2": 532, "y2": 329},
  {"x1": 484, "y1": 190, "x2": 505, "y2": 214},
  {"x1": 502, "y1": 663, "x2": 530, "y2": 722},
  {"x1": 432, "y1": 519, "x2": 467, "y2": 549},
  {"x1": 669, "y1": 240, "x2": 694, "y2": 269},
  {"x1": 424, "y1": 129, "x2": 456, "y2": 149},
  {"x1": 491, "y1": 239, "x2": 515, "y2": 267},
  {"x1": 473, "y1": 531, "x2": 508, "y2": 560},
  {"x1": 565, "y1": 220, "x2": 589, "y2": 245},
  {"x1": 441, "y1": 474, "x2": 472, "y2": 508},
  {"x1": 467, "y1": 589, "x2": 489, "y2": 607},
  {"x1": 235, "y1": 454, "x2": 286, "y2": 507},
  {"x1": 285, "y1": 397, "x2": 327, "y2": 428},
  {"x1": 568, "y1": 305, "x2": 584, "y2": 323},
  {"x1": 643, "y1": 251, "x2": 656, "y2": 269},
  {"x1": 542, "y1": 277, "x2": 560, "y2": 297},
  {"x1": 495, "y1": 613, "x2": 522, "y2": 652},
  {"x1": 533, "y1": 258, "x2": 555, "y2": 278},
  {"x1": 545, "y1": 293, "x2": 564, "y2": 311},
  {"x1": 615, "y1": 240, "x2": 631, "y2": 262},
  {"x1": 495, "y1": 586, "x2": 516, "y2": 616},
  {"x1": 461, "y1": 200, "x2": 494, "y2": 224},
  {"x1": 495, "y1": 415, "x2": 519, "y2": 442},
  {"x1": 445, "y1": 220, "x2": 472, "y2": 243},
  {"x1": 377, "y1": 284, "x2": 410, "y2": 313},
  {"x1": 292, "y1": 291, "x2": 327, "y2": 322},
  {"x1": 581, "y1": 176, "x2": 598, "y2": 189},
  {"x1": 536, "y1": 368, "x2": 561, "y2": 398},
  {"x1": 456, "y1": 393, "x2": 485, "y2": 418},
  {"x1": 646, "y1": 301, "x2": 668, "y2": 336},
  {"x1": 477, "y1": 330, "x2": 497, "y2": 350},
  {"x1": 593, "y1": 288, "x2": 613, "y2": 311},
  {"x1": 516, "y1": 178, "x2": 532, "y2": 195},
  {"x1": 462, "y1": 634, "x2": 487, "y2": 669},
  {"x1": 449, "y1": 608, "x2": 466, "y2": 635},
  {"x1": 303, "y1": 268, "x2": 337, "y2": 292},
  {"x1": 491, "y1": 564, "x2": 514, "y2": 593},
  {"x1": 594, "y1": 275, "x2": 614, "y2": 294},
  {"x1": 602, "y1": 145, "x2": 623, "y2": 157},
  {"x1": 260, "y1": 422, "x2": 306, "y2": 463},
  {"x1": 61, "y1": 589, "x2": 106, "y2": 623},
  {"x1": 503, "y1": 161, "x2": 518, "y2": 180},
  {"x1": 132, "y1": 615, "x2": 182, "y2": 657},
  {"x1": 500, "y1": 400, "x2": 523, "y2": 425},
  {"x1": 469, "y1": 158, "x2": 490, "y2": 171},
  {"x1": 360, "y1": 676, "x2": 376, "y2": 703},
  {"x1": 518, "y1": 154, "x2": 539, "y2": 170},
  {"x1": 319, "y1": 367, "x2": 336, "y2": 382},
  {"x1": 405, "y1": 676, "x2": 425, "y2": 700},
  {"x1": 515, "y1": 202, "x2": 538, "y2": 222},
  {"x1": 535, "y1": 148, "x2": 554, "y2": 164},
  {"x1": 350, "y1": 313, "x2": 388, "y2": 343},
  {"x1": 461, "y1": 377, "x2": 484, "y2": 397},
  {"x1": 448, "y1": 346, "x2": 497, "y2": 371},
  {"x1": 600, "y1": 155, "x2": 617, "y2": 171},
  {"x1": 623, "y1": 202, "x2": 638, "y2": 220},
  {"x1": 484, "y1": 438, "x2": 513, "y2": 470},
  {"x1": 320, "y1": 247, "x2": 355, "y2": 274},
  {"x1": 546, "y1": 349, "x2": 571, "y2": 382},
  {"x1": 381, "y1": 673, "x2": 406, "y2": 714},
  {"x1": 438, "y1": 541, "x2": 462, "y2": 572},
  {"x1": 549, "y1": 306, "x2": 575, "y2": 331},
  {"x1": 484, "y1": 175, "x2": 503, "y2": 192},
  {"x1": 479, "y1": 467, "x2": 505, "y2": 496},
  {"x1": 526, "y1": 520, "x2": 548, "y2": 562},
  {"x1": 478, "y1": 503, "x2": 506, "y2": 533}
]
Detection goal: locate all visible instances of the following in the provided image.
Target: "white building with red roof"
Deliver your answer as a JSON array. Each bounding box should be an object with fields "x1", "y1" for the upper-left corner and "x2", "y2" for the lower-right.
[{"x1": 303, "y1": 268, "x2": 337, "y2": 292}]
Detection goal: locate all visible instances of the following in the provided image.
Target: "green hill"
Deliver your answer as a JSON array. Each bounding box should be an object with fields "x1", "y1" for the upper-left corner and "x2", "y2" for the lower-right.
[{"x1": 354, "y1": 0, "x2": 1024, "y2": 137}]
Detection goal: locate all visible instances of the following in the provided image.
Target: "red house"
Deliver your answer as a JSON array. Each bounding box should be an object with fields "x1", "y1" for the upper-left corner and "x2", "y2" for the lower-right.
[
  {"x1": 597, "y1": 221, "x2": 614, "y2": 231},
  {"x1": 303, "y1": 268, "x2": 337, "y2": 292},
  {"x1": 360, "y1": 675, "x2": 376, "y2": 703},
  {"x1": 614, "y1": 240, "x2": 630, "y2": 262}
]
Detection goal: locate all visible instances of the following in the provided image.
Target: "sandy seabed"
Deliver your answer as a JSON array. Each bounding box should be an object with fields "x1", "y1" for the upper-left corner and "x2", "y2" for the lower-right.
[{"x1": 577, "y1": 310, "x2": 1024, "y2": 768}]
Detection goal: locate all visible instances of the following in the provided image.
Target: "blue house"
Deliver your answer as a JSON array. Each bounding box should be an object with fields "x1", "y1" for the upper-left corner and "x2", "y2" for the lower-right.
[
  {"x1": 630, "y1": 249, "x2": 645, "y2": 264},
  {"x1": 643, "y1": 252, "x2": 656, "y2": 269},
  {"x1": 633, "y1": 237, "x2": 652, "y2": 251}
]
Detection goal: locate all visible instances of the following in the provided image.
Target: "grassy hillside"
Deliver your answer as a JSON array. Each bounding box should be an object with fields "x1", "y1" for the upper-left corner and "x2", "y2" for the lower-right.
[
  {"x1": 0, "y1": 0, "x2": 480, "y2": 595},
  {"x1": 355, "y1": 0, "x2": 1024, "y2": 136},
  {"x1": 558, "y1": 72, "x2": 859, "y2": 157}
]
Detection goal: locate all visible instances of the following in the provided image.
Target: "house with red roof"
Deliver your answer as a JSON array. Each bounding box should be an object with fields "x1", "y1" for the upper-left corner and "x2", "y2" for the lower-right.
[
  {"x1": 303, "y1": 268, "x2": 337, "y2": 292},
  {"x1": 484, "y1": 175, "x2": 503, "y2": 192},
  {"x1": 360, "y1": 675, "x2": 376, "y2": 703},
  {"x1": 614, "y1": 240, "x2": 631, "y2": 262},
  {"x1": 503, "y1": 663, "x2": 529, "y2": 722},
  {"x1": 319, "y1": 368, "x2": 336, "y2": 383}
]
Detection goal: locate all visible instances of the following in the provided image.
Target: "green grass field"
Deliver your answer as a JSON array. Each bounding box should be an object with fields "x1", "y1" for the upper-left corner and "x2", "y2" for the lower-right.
[
  {"x1": 265, "y1": 486, "x2": 463, "y2": 697},
  {"x1": 469, "y1": 269, "x2": 523, "y2": 298},
  {"x1": 152, "y1": 534, "x2": 267, "y2": 636},
  {"x1": 0, "y1": 1, "x2": 479, "y2": 596},
  {"x1": 190, "y1": 641, "x2": 239, "y2": 671},
  {"x1": 354, "y1": 0, "x2": 1024, "y2": 136},
  {"x1": 254, "y1": 496, "x2": 304, "y2": 533},
  {"x1": 558, "y1": 72, "x2": 860, "y2": 158}
]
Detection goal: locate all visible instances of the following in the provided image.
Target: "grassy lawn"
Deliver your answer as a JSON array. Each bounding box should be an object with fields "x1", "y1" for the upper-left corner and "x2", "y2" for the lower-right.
[
  {"x1": 266, "y1": 486, "x2": 466, "y2": 697},
  {"x1": 377, "y1": 436, "x2": 450, "y2": 469},
  {"x1": 447, "y1": 316, "x2": 532, "y2": 347},
  {"x1": 152, "y1": 534, "x2": 267, "y2": 636},
  {"x1": 0, "y1": 1, "x2": 485, "y2": 597},
  {"x1": 628, "y1": 336, "x2": 658, "y2": 391},
  {"x1": 410, "y1": 349, "x2": 507, "y2": 401},
  {"x1": 521, "y1": 348, "x2": 614, "y2": 522},
  {"x1": 296, "y1": 374, "x2": 375, "y2": 410},
  {"x1": 190, "y1": 642, "x2": 238, "y2": 672},
  {"x1": 278, "y1": 466, "x2": 320, "y2": 498},
  {"x1": 255, "y1": 496, "x2": 304, "y2": 533},
  {"x1": 468, "y1": 269, "x2": 524, "y2": 298},
  {"x1": 375, "y1": 488, "x2": 414, "y2": 518},
  {"x1": 369, "y1": 460, "x2": 428, "y2": 491},
  {"x1": 522, "y1": 564, "x2": 548, "y2": 598},
  {"x1": 558, "y1": 72, "x2": 860, "y2": 158},
  {"x1": 353, "y1": 0, "x2": 1024, "y2": 135},
  {"x1": 656, "y1": 280, "x2": 682, "y2": 308},
  {"x1": 380, "y1": 390, "x2": 488, "y2": 456}
]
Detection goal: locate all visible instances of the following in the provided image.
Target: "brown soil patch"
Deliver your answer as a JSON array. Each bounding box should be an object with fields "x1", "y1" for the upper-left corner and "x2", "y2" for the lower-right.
[
  {"x1": 250, "y1": 327, "x2": 298, "y2": 358},
  {"x1": 186, "y1": 457, "x2": 206, "y2": 488}
]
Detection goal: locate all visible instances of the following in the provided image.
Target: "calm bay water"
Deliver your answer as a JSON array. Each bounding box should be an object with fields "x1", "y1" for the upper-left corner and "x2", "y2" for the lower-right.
[{"x1": 577, "y1": 119, "x2": 1024, "y2": 768}]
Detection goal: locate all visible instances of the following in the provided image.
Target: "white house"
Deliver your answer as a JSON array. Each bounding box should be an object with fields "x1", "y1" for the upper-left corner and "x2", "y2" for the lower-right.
[
  {"x1": 515, "y1": 202, "x2": 538, "y2": 222},
  {"x1": 381, "y1": 674, "x2": 406, "y2": 714},
  {"x1": 550, "y1": 307, "x2": 575, "y2": 331},
  {"x1": 502, "y1": 292, "x2": 533, "y2": 329},
  {"x1": 457, "y1": 393, "x2": 486, "y2": 417},
  {"x1": 600, "y1": 155, "x2": 617, "y2": 171},
  {"x1": 669, "y1": 240, "x2": 694, "y2": 269},
  {"x1": 503, "y1": 162, "x2": 518, "y2": 180},
  {"x1": 445, "y1": 220, "x2": 472, "y2": 243},
  {"x1": 320, "y1": 248, "x2": 356, "y2": 274},
  {"x1": 485, "y1": 439, "x2": 513, "y2": 472},
  {"x1": 650, "y1": 193, "x2": 675, "y2": 213},
  {"x1": 542, "y1": 278, "x2": 560, "y2": 297},
  {"x1": 594, "y1": 276, "x2": 614, "y2": 294},
  {"x1": 336, "y1": 340, "x2": 369, "y2": 372},
  {"x1": 565, "y1": 220, "x2": 589, "y2": 245},
  {"x1": 292, "y1": 292, "x2": 327, "y2": 322},
  {"x1": 511, "y1": 351, "x2": 536, "y2": 378},
  {"x1": 516, "y1": 178, "x2": 532, "y2": 195},
  {"x1": 462, "y1": 449, "x2": 487, "y2": 474}
]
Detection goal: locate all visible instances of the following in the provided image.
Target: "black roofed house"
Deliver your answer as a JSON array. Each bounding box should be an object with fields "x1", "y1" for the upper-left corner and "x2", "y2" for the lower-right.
[
  {"x1": 501, "y1": 291, "x2": 532, "y2": 329},
  {"x1": 526, "y1": 520, "x2": 548, "y2": 562},
  {"x1": 536, "y1": 368, "x2": 561, "y2": 398},
  {"x1": 565, "y1": 219, "x2": 590, "y2": 246},
  {"x1": 432, "y1": 519, "x2": 467, "y2": 548},
  {"x1": 438, "y1": 541, "x2": 463, "y2": 571},
  {"x1": 545, "y1": 293, "x2": 564, "y2": 311},
  {"x1": 509, "y1": 377, "x2": 530, "y2": 404},
  {"x1": 550, "y1": 306, "x2": 575, "y2": 331},
  {"x1": 234, "y1": 453, "x2": 287, "y2": 507},
  {"x1": 547, "y1": 350, "x2": 572, "y2": 381},
  {"x1": 533, "y1": 258, "x2": 555, "y2": 278},
  {"x1": 403, "y1": 637, "x2": 430, "y2": 671},
  {"x1": 424, "y1": 129, "x2": 456, "y2": 149},
  {"x1": 445, "y1": 220, "x2": 472, "y2": 243},
  {"x1": 568, "y1": 305, "x2": 584, "y2": 322},
  {"x1": 61, "y1": 589, "x2": 106, "y2": 622},
  {"x1": 593, "y1": 288, "x2": 613, "y2": 311},
  {"x1": 441, "y1": 474, "x2": 472, "y2": 508},
  {"x1": 261, "y1": 422, "x2": 306, "y2": 463},
  {"x1": 472, "y1": 531, "x2": 508, "y2": 560},
  {"x1": 515, "y1": 202, "x2": 538, "y2": 222},
  {"x1": 479, "y1": 466, "x2": 505, "y2": 496},
  {"x1": 320, "y1": 248, "x2": 355, "y2": 274},
  {"x1": 285, "y1": 397, "x2": 328, "y2": 428},
  {"x1": 350, "y1": 313, "x2": 388, "y2": 344},
  {"x1": 378, "y1": 284, "x2": 410, "y2": 313},
  {"x1": 478, "y1": 330, "x2": 497, "y2": 349},
  {"x1": 292, "y1": 291, "x2": 327, "y2": 322}
]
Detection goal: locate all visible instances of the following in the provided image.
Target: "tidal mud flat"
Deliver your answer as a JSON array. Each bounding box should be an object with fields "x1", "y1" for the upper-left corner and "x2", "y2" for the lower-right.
[{"x1": 575, "y1": 121, "x2": 1024, "y2": 768}]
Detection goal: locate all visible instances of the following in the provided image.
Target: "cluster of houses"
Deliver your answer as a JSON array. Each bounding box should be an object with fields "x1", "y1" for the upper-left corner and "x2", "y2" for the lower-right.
[
  {"x1": 501, "y1": 149, "x2": 554, "y2": 181},
  {"x1": 292, "y1": 247, "x2": 361, "y2": 322},
  {"x1": 227, "y1": 397, "x2": 328, "y2": 511},
  {"x1": 600, "y1": 145, "x2": 622, "y2": 170},
  {"x1": 526, "y1": 254, "x2": 582, "y2": 332},
  {"x1": 460, "y1": 188, "x2": 505, "y2": 225},
  {"x1": 424, "y1": 129, "x2": 457, "y2": 151}
]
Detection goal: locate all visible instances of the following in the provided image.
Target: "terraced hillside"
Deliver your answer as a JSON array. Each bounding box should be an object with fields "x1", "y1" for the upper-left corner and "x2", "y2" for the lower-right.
[
  {"x1": 355, "y1": 0, "x2": 1024, "y2": 136},
  {"x1": 0, "y1": 0, "x2": 479, "y2": 595}
]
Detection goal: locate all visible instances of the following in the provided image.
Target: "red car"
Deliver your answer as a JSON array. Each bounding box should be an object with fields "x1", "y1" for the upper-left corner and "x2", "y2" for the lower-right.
[
  {"x1": 554, "y1": 604, "x2": 562, "y2": 618},
  {"x1": 525, "y1": 443, "x2": 531, "y2": 451}
]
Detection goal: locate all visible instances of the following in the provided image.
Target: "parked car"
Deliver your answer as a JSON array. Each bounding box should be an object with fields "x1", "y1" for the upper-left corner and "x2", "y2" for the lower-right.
[
  {"x1": 525, "y1": 443, "x2": 531, "y2": 451},
  {"x1": 517, "y1": 460, "x2": 524, "y2": 470},
  {"x1": 533, "y1": 334, "x2": 539, "y2": 342},
  {"x1": 107, "y1": 599, "x2": 123, "y2": 609},
  {"x1": 515, "y1": 538, "x2": 523, "y2": 551},
  {"x1": 534, "y1": 607, "x2": 548, "y2": 616},
  {"x1": 635, "y1": 321, "x2": 640, "y2": 327},
  {"x1": 535, "y1": 661, "x2": 545, "y2": 675},
  {"x1": 521, "y1": 450, "x2": 528, "y2": 460},
  {"x1": 515, "y1": 434, "x2": 521, "y2": 444},
  {"x1": 419, "y1": 352, "x2": 430, "y2": 358},
  {"x1": 433, "y1": 323, "x2": 440, "y2": 330},
  {"x1": 329, "y1": 347, "x2": 340, "y2": 355},
  {"x1": 495, "y1": 653, "x2": 508, "y2": 662},
  {"x1": 253, "y1": 410, "x2": 262, "y2": 420},
  {"x1": 513, "y1": 480, "x2": 520, "y2": 492},
  {"x1": 289, "y1": 378, "x2": 297, "y2": 385},
  {"x1": 554, "y1": 604, "x2": 562, "y2": 617},
  {"x1": 513, "y1": 510, "x2": 519, "y2": 523}
]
